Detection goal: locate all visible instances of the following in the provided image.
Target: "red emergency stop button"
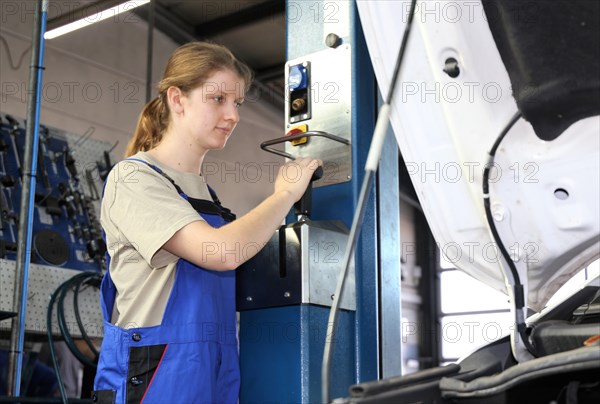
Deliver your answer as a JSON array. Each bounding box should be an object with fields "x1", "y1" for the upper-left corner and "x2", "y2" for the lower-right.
[{"x1": 286, "y1": 124, "x2": 308, "y2": 146}]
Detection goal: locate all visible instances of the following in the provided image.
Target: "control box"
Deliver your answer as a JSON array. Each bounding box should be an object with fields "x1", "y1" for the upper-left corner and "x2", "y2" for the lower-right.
[{"x1": 284, "y1": 45, "x2": 353, "y2": 188}]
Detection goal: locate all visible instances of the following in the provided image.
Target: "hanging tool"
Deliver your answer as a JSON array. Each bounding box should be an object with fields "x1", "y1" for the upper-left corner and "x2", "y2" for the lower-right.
[
  {"x1": 1, "y1": 175, "x2": 18, "y2": 243},
  {"x1": 5, "y1": 115, "x2": 24, "y2": 177},
  {"x1": 63, "y1": 145, "x2": 78, "y2": 180},
  {"x1": 85, "y1": 168, "x2": 100, "y2": 200},
  {"x1": 97, "y1": 149, "x2": 115, "y2": 181},
  {"x1": 37, "y1": 125, "x2": 51, "y2": 189},
  {"x1": 0, "y1": 180, "x2": 8, "y2": 232},
  {"x1": 58, "y1": 182, "x2": 77, "y2": 220},
  {"x1": 0, "y1": 127, "x2": 9, "y2": 155}
]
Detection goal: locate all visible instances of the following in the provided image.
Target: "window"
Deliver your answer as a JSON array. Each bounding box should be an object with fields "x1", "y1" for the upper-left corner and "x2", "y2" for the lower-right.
[{"x1": 438, "y1": 254, "x2": 511, "y2": 363}]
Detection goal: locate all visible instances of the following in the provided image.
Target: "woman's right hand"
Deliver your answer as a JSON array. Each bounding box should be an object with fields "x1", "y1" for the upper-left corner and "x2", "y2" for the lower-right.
[{"x1": 274, "y1": 157, "x2": 323, "y2": 202}]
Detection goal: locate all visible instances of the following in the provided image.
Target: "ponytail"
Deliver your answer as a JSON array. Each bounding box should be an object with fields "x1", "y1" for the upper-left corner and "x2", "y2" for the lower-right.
[{"x1": 125, "y1": 95, "x2": 169, "y2": 157}]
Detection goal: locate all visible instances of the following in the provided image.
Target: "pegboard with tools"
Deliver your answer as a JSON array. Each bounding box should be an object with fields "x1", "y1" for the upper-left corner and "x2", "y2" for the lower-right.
[
  {"x1": 0, "y1": 113, "x2": 114, "y2": 338},
  {"x1": 0, "y1": 113, "x2": 111, "y2": 270}
]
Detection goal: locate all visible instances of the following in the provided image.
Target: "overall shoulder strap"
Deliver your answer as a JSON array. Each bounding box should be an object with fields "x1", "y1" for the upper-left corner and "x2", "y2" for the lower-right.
[
  {"x1": 126, "y1": 158, "x2": 236, "y2": 221},
  {"x1": 126, "y1": 158, "x2": 187, "y2": 197},
  {"x1": 207, "y1": 185, "x2": 236, "y2": 222}
]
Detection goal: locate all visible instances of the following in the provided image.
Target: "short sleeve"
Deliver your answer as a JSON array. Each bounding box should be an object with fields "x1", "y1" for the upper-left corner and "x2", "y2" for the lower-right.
[{"x1": 101, "y1": 160, "x2": 203, "y2": 267}]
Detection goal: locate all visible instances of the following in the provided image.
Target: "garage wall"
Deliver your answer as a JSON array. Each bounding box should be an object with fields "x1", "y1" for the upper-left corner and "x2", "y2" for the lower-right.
[{"x1": 0, "y1": 2, "x2": 284, "y2": 216}]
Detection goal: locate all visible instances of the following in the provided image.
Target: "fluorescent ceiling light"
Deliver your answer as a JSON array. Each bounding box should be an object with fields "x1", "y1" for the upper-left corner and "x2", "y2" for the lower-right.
[{"x1": 44, "y1": 0, "x2": 150, "y2": 40}]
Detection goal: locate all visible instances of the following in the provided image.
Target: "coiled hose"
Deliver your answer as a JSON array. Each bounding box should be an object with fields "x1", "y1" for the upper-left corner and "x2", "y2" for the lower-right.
[{"x1": 46, "y1": 272, "x2": 102, "y2": 404}]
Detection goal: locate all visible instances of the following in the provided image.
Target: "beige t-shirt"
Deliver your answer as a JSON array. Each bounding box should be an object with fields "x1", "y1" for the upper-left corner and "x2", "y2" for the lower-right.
[{"x1": 101, "y1": 151, "x2": 213, "y2": 328}]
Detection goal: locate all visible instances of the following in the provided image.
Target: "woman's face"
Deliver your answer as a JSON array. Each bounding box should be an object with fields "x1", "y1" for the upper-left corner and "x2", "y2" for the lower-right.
[{"x1": 177, "y1": 69, "x2": 246, "y2": 151}]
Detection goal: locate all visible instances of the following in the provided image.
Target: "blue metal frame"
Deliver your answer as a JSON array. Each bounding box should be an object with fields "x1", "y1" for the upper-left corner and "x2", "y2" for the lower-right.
[
  {"x1": 349, "y1": 5, "x2": 379, "y2": 384},
  {"x1": 13, "y1": 0, "x2": 48, "y2": 395},
  {"x1": 239, "y1": 305, "x2": 355, "y2": 402},
  {"x1": 239, "y1": 1, "x2": 378, "y2": 402}
]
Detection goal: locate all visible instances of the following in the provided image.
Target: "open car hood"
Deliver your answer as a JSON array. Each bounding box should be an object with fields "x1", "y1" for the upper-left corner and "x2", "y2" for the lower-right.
[{"x1": 357, "y1": 0, "x2": 600, "y2": 314}]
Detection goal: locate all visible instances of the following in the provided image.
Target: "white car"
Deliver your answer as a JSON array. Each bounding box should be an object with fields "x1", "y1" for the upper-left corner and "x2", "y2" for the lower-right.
[{"x1": 341, "y1": 0, "x2": 600, "y2": 402}]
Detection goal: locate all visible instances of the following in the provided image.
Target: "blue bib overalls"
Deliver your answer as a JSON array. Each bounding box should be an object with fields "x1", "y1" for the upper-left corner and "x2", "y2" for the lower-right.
[{"x1": 93, "y1": 161, "x2": 239, "y2": 404}]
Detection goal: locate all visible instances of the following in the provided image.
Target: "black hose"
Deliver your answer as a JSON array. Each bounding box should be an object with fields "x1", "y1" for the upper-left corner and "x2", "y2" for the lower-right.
[
  {"x1": 73, "y1": 279, "x2": 100, "y2": 358},
  {"x1": 47, "y1": 272, "x2": 102, "y2": 404},
  {"x1": 482, "y1": 111, "x2": 537, "y2": 357},
  {"x1": 482, "y1": 112, "x2": 522, "y2": 287},
  {"x1": 56, "y1": 275, "x2": 98, "y2": 369},
  {"x1": 47, "y1": 276, "x2": 75, "y2": 403}
]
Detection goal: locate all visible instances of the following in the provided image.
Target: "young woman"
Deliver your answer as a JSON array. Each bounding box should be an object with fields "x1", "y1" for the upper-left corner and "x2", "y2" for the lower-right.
[{"x1": 92, "y1": 42, "x2": 321, "y2": 403}]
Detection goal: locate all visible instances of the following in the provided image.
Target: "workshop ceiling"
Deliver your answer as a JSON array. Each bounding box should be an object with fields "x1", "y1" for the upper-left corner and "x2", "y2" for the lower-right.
[
  {"x1": 46, "y1": 0, "x2": 287, "y2": 107},
  {"x1": 137, "y1": 0, "x2": 287, "y2": 107}
]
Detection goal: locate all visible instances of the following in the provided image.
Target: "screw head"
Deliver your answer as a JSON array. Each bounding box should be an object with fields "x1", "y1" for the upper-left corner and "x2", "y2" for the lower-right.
[{"x1": 325, "y1": 33, "x2": 341, "y2": 48}]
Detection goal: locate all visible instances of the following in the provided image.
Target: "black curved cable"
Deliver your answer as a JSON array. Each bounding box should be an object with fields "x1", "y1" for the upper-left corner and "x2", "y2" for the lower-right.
[
  {"x1": 56, "y1": 275, "x2": 99, "y2": 369},
  {"x1": 482, "y1": 110, "x2": 537, "y2": 357},
  {"x1": 47, "y1": 276, "x2": 75, "y2": 404},
  {"x1": 73, "y1": 278, "x2": 100, "y2": 358},
  {"x1": 47, "y1": 272, "x2": 102, "y2": 404}
]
